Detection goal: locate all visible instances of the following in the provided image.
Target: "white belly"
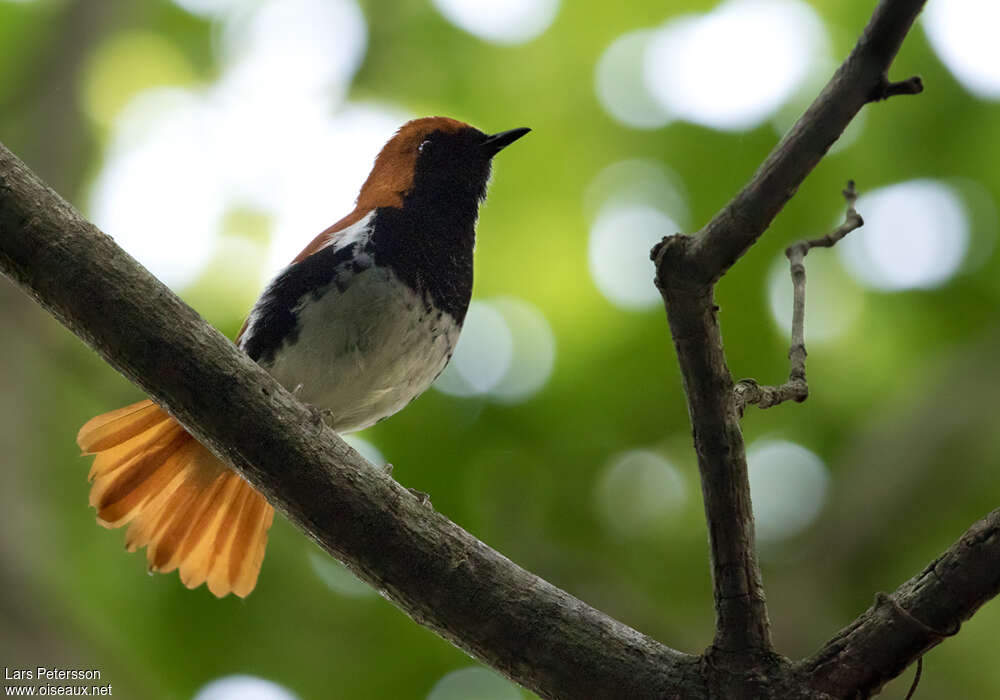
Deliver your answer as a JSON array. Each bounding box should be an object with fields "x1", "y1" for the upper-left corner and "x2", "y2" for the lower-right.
[{"x1": 260, "y1": 266, "x2": 460, "y2": 433}]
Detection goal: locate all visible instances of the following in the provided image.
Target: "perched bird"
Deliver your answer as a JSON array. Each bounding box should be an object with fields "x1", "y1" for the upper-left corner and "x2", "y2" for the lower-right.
[{"x1": 77, "y1": 117, "x2": 529, "y2": 598}]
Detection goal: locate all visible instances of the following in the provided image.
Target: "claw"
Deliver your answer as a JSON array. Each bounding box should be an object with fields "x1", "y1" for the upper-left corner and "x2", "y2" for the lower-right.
[
  {"x1": 309, "y1": 406, "x2": 333, "y2": 427},
  {"x1": 408, "y1": 488, "x2": 431, "y2": 506}
]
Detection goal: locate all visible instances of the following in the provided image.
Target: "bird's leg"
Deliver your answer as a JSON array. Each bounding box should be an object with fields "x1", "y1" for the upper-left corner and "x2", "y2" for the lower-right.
[
  {"x1": 293, "y1": 384, "x2": 334, "y2": 427},
  {"x1": 376, "y1": 461, "x2": 428, "y2": 503},
  {"x1": 408, "y1": 488, "x2": 432, "y2": 506}
]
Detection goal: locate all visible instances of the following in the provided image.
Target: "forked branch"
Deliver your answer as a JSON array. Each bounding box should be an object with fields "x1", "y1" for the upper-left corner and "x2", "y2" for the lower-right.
[{"x1": 653, "y1": 0, "x2": 929, "y2": 670}]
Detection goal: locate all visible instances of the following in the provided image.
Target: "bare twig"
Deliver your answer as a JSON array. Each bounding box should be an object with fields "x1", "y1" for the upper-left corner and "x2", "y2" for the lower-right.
[
  {"x1": 869, "y1": 75, "x2": 925, "y2": 102},
  {"x1": 734, "y1": 181, "x2": 864, "y2": 416},
  {"x1": 903, "y1": 657, "x2": 923, "y2": 700}
]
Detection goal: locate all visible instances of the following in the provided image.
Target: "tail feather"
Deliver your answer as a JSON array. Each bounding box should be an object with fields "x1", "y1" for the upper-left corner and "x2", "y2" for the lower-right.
[
  {"x1": 77, "y1": 399, "x2": 274, "y2": 598},
  {"x1": 79, "y1": 400, "x2": 171, "y2": 453},
  {"x1": 85, "y1": 416, "x2": 176, "y2": 483},
  {"x1": 91, "y1": 425, "x2": 193, "y2": 527},
  {"x1": 230, "y1": 490, "x2": 272, "y2": 594},
  {"x1": 140, "y1": 461, "x2": 224, "y2": 571},
  {"x1": 206, "y1": 482, "x2": 255, "y2": 597},
  {"x1": 178, "y1": 472, "x2": 244, "y2": 592}
]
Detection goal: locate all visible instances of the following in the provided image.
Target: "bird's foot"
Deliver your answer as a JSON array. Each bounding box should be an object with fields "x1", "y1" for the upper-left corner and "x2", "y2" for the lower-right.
[
  {"x1": 293, "y1": 384, "x2": 333, "y2": 427},
  {"x1": 408, "y1": 488, "x2": 432, "y2": 506},
  {"x1": 304, "y1": 401, "x2": 332, "y2": 427},
  {"x1": 308, "y1": 406, "x2": 333, "y2": 427}
]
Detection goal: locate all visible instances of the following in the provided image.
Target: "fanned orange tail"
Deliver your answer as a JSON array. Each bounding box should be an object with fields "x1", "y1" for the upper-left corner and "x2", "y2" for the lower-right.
[{"x1": 77, "y1": 400, "x2": 274, "y2": 598}]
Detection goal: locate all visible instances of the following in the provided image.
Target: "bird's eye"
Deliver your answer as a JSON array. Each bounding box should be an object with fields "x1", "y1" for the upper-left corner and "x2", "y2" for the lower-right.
[{"x1": 418, "y1": 139, "x2": 431, "y2": 153}]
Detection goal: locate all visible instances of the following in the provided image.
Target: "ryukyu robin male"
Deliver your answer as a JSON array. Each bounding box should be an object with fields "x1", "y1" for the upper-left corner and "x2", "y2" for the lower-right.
[{"x1": 77, "y1": 117, "x2": 530, "y2": 597}]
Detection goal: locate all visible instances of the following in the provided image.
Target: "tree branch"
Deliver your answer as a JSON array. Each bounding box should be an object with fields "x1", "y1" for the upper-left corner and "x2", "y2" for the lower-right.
[
  {"x1": 654, "y1": 243, "x2": 775, "y2": 664},
  {"x1": 0, "y1": 143, "x2": 701, "y2": 700},
  {"x1": 734, "y1": 181, "x2": 864, "y2": 416},
  {"x1": 799, "y1": 508, "x2": 1000, "y2": 698},
  {"x1": 650, "y1": 0, "x2": 927, "y2": 675},
  {"x1": 652, "y1": 0, "x2": 926, "y2": 285}
]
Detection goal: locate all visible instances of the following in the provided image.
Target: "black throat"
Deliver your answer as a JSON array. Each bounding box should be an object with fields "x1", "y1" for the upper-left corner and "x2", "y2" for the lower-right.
[{"x1": 371, "y1": 167, "x2": 486, "y2": 325}]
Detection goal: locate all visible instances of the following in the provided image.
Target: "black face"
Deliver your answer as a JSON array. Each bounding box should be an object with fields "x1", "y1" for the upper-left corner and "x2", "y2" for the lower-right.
[
  {"x1": 375, "y1": 124, "x2": 527, "y2": 324},
  {"x1": 410, "y1": 126, "x2": 530, "y2": 206},
  {"x1": 411, "y1": 128, "x2": 495, "y2": 203}
]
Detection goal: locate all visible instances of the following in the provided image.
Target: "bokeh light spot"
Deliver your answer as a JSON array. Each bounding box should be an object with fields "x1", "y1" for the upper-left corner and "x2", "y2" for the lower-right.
[
  {"x1": 171, "y1": 0, "x2": 240, "y2": 17},
  {"x1": 435, "y1": 301, "x2": 514, "y2": 398},
  {"x1": 308, "y1": 551, "x2": 375, "y2": 599},
  {"x1": 435, "y1": 298, "x2": 555, "y2": 402},
  {"x1": 924, "y1": 0, "x2": 1000, "y2": 99},
  {"x1": 645, "y1": 0, "x2": 827, "y2": 131},
  {"x1": 257, "y1": 104, "x2": 409, "y2": 280},
  {"x1": 86, "y1": 0, "x2": 404, "y2": 294},
  {"x1": 589, "y1": 204, "x2": 677, "y2": 310},
  {"x1": 193, "y1": 676, "x2": 299, "y2": 700},
  {"x1": 594, "y1": 450, "x2": 687, "y2": 537},
  {"x1": 488, "y1": 298, "x2": 556, "y2": 403},
  {"x1": 427, "y1": 667, "x2": 522, "y2": 700},
  {"x1": 584, "y1": 159, "x2": 688, "y2": 227},
  {"x1": 342, "y1": 434, "x2": 386, "y2": 469},
  {"x1": 747, "y1": 440, "x2": 828, "y2": 543},
  {"x1": 220, "y1": 0, "x2": 366, "y2": 101},
  {"x1": 595, "y1": 30, "x2": 673, "y2": 129},
  {"x1": 767, "y1": 250, "x2": 862, "y2": 342},
  {"x1": 838, "y1": 180, "x2": 970, "y2": 291},
  {"x1": 89, "y1": 88, "x2": 223, "y2": 290},
  {"x1": 432, "y1": 0, "x2": 559, "y2": 45},
  {"x1": 83, "y1": 32, "x2": 196, "y2": 128}
]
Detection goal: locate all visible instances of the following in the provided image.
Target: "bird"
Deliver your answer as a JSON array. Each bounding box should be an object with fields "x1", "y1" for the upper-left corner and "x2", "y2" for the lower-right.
[{"x1": 76, "y1": 116, "x2": 530, "y2": 598}]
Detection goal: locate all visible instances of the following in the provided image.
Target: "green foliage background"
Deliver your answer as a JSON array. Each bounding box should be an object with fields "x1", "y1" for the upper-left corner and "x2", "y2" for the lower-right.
[{"x1": 2, "y1": 1, "x2": 999, "y2": 698}]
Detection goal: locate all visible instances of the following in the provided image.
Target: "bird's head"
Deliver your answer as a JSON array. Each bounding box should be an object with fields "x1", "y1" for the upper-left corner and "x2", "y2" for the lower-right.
[{"x1": 357, "y1": 117, "x2": 529, "y2": 212}]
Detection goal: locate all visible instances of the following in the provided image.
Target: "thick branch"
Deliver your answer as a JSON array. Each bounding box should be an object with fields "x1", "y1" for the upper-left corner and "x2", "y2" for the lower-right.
[
  {"x1": 0, "y1": 143, "x2": 702, "y2": 699},
  {"x1": 734, "y1": 182, "x2": 864, "y2": 415},
  {"x1": 652, "y1": 0, "x2": 926, "y2": 284},
  {"x1": 799, "y1": 508, "x2": 1000, "y2": 698},
  {"x1": 654, "y1": 250, "x2": 774, "y2": 663}
]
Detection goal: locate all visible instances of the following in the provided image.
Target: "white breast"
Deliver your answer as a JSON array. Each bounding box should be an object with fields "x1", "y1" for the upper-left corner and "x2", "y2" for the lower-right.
[{"x1": 261, "y1": 266, "x2": 461, "y2": 434}]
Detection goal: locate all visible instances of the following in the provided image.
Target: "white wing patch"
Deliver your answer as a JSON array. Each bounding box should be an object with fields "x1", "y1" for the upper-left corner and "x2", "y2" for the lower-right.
[
  {"x1": 240, "y1": 211, "x2": 376, "y2": 350},
  {"x1": 316, "y1": 210, "x2": 376, "y2": 255}
]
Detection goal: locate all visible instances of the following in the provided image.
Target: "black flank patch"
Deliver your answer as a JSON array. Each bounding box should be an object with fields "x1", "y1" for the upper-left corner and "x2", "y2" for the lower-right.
[{"x1": 241, "y1": 241, "x2": 371, "y2": 365}]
